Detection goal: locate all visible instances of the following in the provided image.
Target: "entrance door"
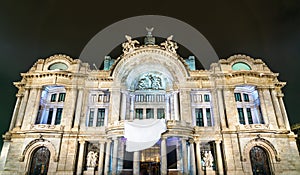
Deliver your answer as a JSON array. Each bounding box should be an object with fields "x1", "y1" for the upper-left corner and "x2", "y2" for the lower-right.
[
  {"x1": 140, "y1": 162, "x2": 160, "y2": 175},
  {"x1": 250, "y1": 146, "x2": 271, "y2": 175},
  {"x1": 29, "y1": 146, "x2": 50, "y2": 175}
]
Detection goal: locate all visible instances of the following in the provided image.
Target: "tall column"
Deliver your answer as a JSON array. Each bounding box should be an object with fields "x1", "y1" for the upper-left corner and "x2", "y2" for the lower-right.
[
  {"x1": 257, "y1": 88, "x2": 268, "y2": 124},
  {"x1": 176, "y1": 139, "x2": 182, "y2": 172},
  {"x1": 195, "y1": 141, "x2": 202, "y2": 175},
  {"x1": 112, "y1": 138, "x2": 119, "y2": 175},
  {"x1": 170, "y1": 93, "x2": 175, "y2": 120},
  {"x1": 270, "y1": 89, "x2": 285, "y2": 129},
  {"x1": 73, "y1": 88, "x2": 83, "y2": 129},
  {"x1": 166, "y1": 95, "x2": 170, "y2": 120},
  {"x1": 215, "y1": 140, "x2": 224, "y2": 175},
  {"x1": 130, "y1": 94, "x2": 135, "y2": 120},
  {"x1": 133, "y1": 151, "x2": 140, "y2": 175},
  {"x1": 223, "y1": 88, "x2": 238, "y2": 129},
  {"x1": 109, "y1": 88, "x2": 121, "y2": 123},
  {"x1": 161, "y1": 137, "x2": 167, "y2": 175},
  {"x1": 174, "y1": 91, "x2": 180, "y2": 120},
  {"x1": 9, "y1": 94, "x2": 21, "y2": 130},
  {"x1": 98, "y1": 142, "x2": 105, "y2": 175},
  {"x1": 31, "y1": 87, "x2": 42, "y2": 124},
  {"x1": 117, "y1": 139, "x2": 125, "y2": 173},
  {"x1": 214, "y1": 89, "x2": 225, "y2": 129},
  {"x1": 182, "y1": 138, "x2": 188, "y2": 174},
  {"x1": 278, "y1": 93, "x2": 291, "y2": 130},
  {"x1": 104, "y1": 140, "x2": 112, "y2": 175},
  {"x1": 15, "y1": 88, "x2": 29, "y2": 128},
  {"x1": 64, "y1": 87, "x2": 78, "y2": 129},
  {"x1": 189, "y1": 139, "x2": 196, "y2": 175},
  {"x1": 77, "y1": 139, "x2": 86, "y2": 175},
  {"x1": 120, "y1": 92, "x2": 127, "y2": 120}
]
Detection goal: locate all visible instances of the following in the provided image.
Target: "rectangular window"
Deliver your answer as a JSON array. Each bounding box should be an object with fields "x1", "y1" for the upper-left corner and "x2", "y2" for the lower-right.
[
  {"x1": 98, "y1": 94, "x2": 103, "y2": 102},
  {"x1": 103, "y1": 94, "x2": 110, "y2": 103},
  {"x1": 195, "y1": 108, "x2": 204, "y2": 126},
  {"x1": 50, "y1": 94, "x2": 57, "y2": 102},
  {"x1": 157, "y1": 108, "x2": 165, "y2": 119},
  {"x1": 47, "y1": 108, "x2": 53, "y2": 124},
  {"x1": 206, "y1": 108, "x2": 212, "y2": 126},
  {"x1": 58, "y1": 93, "x2": 66, "y2": 102},
  {"x1": 243, "y1": 93, "x2": 249, "y2": 102},
  {"x1": 234, "y1": 93, "x2": 242, "y2": 102},
  {"x1": 246, "y1": 108, "x2": 253, "y2": 124},
  {"x1": 88, "y1": 109, "x2": 95, "y2": 127},
  {"x1": 146, "y1": 108, "x2": 154, "y2": 119},
  {"x1": 96, "y1": 108, "x2": 105, "y2": 126},
  {"x1": 55, "y1": 108, "x2": 63, "y2": 125},
  {"x1": 135, "y1": 108, "x2": 143, "y2": 119},
  {"x1": 35, "y1": 106, "x2": 42, "y2": 124},
  {"x1": 204, "y1": 94, "x2": 210, "y2": 102},
  {"x1": 237, "y1": 108, "x2": 245, "y2": 124}
]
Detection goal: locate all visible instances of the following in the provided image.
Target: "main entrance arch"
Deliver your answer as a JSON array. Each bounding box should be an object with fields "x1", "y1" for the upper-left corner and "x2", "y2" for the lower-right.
[
  {"x1": 250, "y1": 146, "x2": 271, "y2": 175},
  {"x1": 29, "y1": 146, "x2": 50, "y2": 175}
]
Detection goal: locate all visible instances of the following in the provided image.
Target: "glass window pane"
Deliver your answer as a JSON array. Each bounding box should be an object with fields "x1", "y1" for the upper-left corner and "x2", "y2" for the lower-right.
[
  {"x1": 47, "y1": 108, "x2": 53, "y2": 124},
  {"x1": 96, "y1": 108, "x2": 105, "y2": 126},
  {"x1": 146, "y1": 108, "x2": 154, "y2": 119},
  {"x1": 206, "y1": 108, "x2": 212, "y2": 126},
  {"x1": 247, "y1": 108, "x2": 253, "y2": 124},
  {"x1": 243, "y1": 93, "x2": 249, "y2": 102},
  {"x1": 135, "y1": 108, "x2": 143, "y2": 119},
  {"x1": 195, "y1": 108, "x2": 204, "y2": 126},
  {"x1": 50, "y1": 94, "x2": 57, "y2": 102},
  {"x1": 237, "y1": 108, "x2": 245, "y2": 124},
  {"x1": 88, "y1": 109, "x2": 94, "y2": 127},
  {"x1": 157, "y1": 108, "x2": 165, "y2": 119},
  {"x1": 58, "y1": 93, "x2": 66, "y2": 102},
  {"x1": 204, "y1": 94, "x2": 210, "y2": 102},
  {"x1": 55, "y1": 108, "x2": 63, "y2": 125}
]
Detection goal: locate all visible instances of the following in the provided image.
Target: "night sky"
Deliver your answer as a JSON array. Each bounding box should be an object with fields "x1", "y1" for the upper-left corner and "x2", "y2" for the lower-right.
[{"x1": 1, "y1": 1, "x2": 300, "y2": 149}]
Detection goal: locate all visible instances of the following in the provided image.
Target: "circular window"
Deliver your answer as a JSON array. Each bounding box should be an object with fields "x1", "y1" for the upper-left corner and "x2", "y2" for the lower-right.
[
  {"x1": 232, "y1": 62, "x2": 251, "y2": 71},
  {"x1": 48, "y1": 62, "x2": 68, "y2": 71}
]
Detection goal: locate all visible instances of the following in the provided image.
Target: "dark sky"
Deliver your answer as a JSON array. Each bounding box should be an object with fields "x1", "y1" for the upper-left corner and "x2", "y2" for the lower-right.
[{"x1": 1, "y1": 1, "x2": 300, "y2": 149}]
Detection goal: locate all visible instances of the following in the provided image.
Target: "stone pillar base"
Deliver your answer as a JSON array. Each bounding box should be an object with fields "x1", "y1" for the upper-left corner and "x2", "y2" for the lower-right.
[
  {"x1": 83, "y1": 167, "x2": 95, "y2": 175},
  {"x1": 203, "y1": 169, "x2": 215, "y2": 175}
]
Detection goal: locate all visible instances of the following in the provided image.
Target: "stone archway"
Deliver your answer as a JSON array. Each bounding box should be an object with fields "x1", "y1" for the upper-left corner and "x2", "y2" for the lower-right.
[
  {"x1": 19, "y1": 138, "x2": 58, "y2": 174},
  {"x1": 242, "y1": 137, "x2": 280, "y2": 174}
]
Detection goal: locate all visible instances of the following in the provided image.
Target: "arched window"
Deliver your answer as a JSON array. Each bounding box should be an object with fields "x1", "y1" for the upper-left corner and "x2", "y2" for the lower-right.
[
  {"x1": 29, "y1": 146, "x2": 50, "y2": 175},
  {"x1": 250, "y1": 146, "x2": 271, "y2": 175}
]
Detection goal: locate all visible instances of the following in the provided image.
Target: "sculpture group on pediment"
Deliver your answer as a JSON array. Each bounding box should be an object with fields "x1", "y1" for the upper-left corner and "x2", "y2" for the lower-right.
[
  {"x1": 137, "y1": 73, "x2": 163, "y2": 90},
  {"x1": 160, "y1": 35, "x2": 178, "y2": 53},
  {"x1": 122, "y1": 35, "x2": 140, "y2": 54}
]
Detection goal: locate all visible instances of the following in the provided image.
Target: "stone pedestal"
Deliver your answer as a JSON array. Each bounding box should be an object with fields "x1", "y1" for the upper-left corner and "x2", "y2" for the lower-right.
[{"x1": 83, "y1": 167, "x2": 95, "y2": 175}]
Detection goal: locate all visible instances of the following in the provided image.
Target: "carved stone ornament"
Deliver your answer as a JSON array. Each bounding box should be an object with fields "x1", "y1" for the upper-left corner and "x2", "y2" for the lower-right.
[
  {"x1": 160, "y1": 35, "x2": 178, "y2": 53},
  {"x1": 122, "y1": 35, "x2": 140, "y2": 54}
]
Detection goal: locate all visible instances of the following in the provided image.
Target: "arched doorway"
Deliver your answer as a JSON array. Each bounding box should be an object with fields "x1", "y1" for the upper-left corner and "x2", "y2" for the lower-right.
[
  {"x1": 250, "y1": 146, "x2": 271, "y2": 175},
  {"x1": 29, "y1": 146, "x2": 50, "y2": 175}
]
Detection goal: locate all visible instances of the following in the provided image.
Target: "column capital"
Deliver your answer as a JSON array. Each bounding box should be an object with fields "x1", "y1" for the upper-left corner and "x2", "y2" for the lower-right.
[
  {"x1": 161, "y1": 136, "x2": 168, "y2": 140},
  {"x1": 277, "y1": 92, "x2": 284, "y2": 98},
  {"x1": 188, "y1": 138, "x2": 195, "y2": 144},
  {"x1": 215, "y1": 140, "x2": 222, "y2": 144},
  {"x1": 79, "y1": 139, "x2": 86, "y2": 145}
]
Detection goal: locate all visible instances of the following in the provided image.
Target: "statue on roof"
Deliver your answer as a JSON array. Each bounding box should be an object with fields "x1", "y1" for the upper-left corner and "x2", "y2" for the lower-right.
[
  {"x1": 160, "y1": 35, "x2": 178, "y2": 53},
  {"x1": 144, "y1": 27, "x2": 155, "y2": 45},
  {"x1": 122, "y1": 35, "x2": 140, "y2": 54}
]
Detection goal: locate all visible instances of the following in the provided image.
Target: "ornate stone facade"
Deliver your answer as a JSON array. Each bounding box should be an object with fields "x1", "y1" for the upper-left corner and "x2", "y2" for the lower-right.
[{"x1": 0, "y1": 34, "x2": 300, "y2": 175}]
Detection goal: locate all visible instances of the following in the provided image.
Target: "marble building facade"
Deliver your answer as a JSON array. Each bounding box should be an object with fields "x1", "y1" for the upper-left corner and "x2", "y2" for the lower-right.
[{"x1": 0, "y1": 33, "x2": 300, "y2": 175}]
